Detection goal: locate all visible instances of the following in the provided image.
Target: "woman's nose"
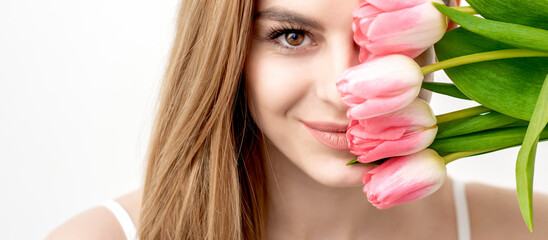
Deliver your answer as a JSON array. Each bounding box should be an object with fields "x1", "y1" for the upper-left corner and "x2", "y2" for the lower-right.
[{"x1": 315, "y1": 35, "x2": 360, "y2": 111}]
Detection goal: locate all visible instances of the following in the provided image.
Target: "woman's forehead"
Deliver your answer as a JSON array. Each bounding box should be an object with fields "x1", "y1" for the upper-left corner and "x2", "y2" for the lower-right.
[
  {"x1": 254, "y1": 0, "x2": 359, "y2": 29},
  {"x1": 255, "y1": 0, "x2": 359, "y2": 13},
  {"x1": 256, "y1": 0, "x2": 456, "y2": 11}
]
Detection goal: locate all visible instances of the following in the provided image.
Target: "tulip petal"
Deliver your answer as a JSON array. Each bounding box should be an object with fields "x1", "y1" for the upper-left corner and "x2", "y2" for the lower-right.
[
  {"x1": 358, "y1": 99, "x2": 437, "y2": 133},
  {"x1": 357, "y1": 127, "x2": 437, "y2": 162},
  {"x1": 337, "y1": 55, "x2": 424, "y2": 118},
  {"x1": 348, "y1": 120, "x2": 408, "y2": 140},
  {"x1": 365, "y1": 3, "x2": 447, "y2": 58},
  {"x1": 346, "y1": 99, "x2": 438, "y2": 163},
  {"x1": 352, "y1": 0, "x2": 447, "y2": 59},
  {"x1": 367, "y1": 0, "x2": 431, "y2": 12},
  {"x1": 367, "y1": 7, "x2": 423, "y2": 41},
  {"x1": 358, "y1": 48, "x2": 374, "y2": 62},
  {"x1": 353, "y1": 3, "x2": 382, "y2": 18},
  {"x1": 348, "y1": 88, "x2": 420, "y2": 119},
  {"x1": 363, "y1": 149, "x2": 447, "y2": 209},
  {"x1": 373, "y1": 184, "x2": 440, "y2": 209}
]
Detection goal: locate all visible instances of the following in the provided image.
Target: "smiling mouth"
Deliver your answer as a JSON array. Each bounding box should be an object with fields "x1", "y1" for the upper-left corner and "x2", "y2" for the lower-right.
[{"x1": 301, "y1": 121, "x2": 349, "y2": 150}]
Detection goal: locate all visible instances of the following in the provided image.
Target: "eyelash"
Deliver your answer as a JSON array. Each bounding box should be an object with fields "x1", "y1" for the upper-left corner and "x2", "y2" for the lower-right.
[{"x1": 265, "y1": 24, "x2": 315, "y2": 53}]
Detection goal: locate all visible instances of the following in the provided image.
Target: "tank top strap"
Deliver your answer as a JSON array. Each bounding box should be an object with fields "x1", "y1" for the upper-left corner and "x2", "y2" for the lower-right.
[
  {"x1": 452, "y1": 180, "x2": 471, "y2": 240},
  {"x1": 101, "y1": 200, "x2": 139, "y2": 240}
]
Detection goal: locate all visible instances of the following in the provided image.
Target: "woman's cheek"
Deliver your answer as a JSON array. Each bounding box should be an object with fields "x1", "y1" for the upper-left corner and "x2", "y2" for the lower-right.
[{"x1": 246, "y1": 52, "x2": 315, "y2": 117}]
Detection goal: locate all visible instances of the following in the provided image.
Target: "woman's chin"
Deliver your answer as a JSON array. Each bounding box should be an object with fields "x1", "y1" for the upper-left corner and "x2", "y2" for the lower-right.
[{"x1": 306, "y1": 158, "x2": 375, "y2": 188}]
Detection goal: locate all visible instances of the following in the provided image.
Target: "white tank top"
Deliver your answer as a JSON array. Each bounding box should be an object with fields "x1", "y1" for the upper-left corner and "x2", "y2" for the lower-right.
[
  {"x1": 102, "y1": 180, "x2": 471, "y2": 240},
  {"x1": 101, "y1": 200, "x2": 139, "y2": 240}
]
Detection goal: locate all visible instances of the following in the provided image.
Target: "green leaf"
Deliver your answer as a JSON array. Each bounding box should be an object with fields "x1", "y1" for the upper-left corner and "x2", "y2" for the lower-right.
[
  {"x1": 429, "y1": 126, "x2": 548, "y2": 153},
  {"x1": 434, "y1": 28, "x2": 548, "y2": 120},
  {"x1": 515, "y1": 74, "x2": 548, "y2": 232},
  {"x1": 437, "y1": 111, "x2": 520, "y2": 139},
  {"x1": 421, "y1": 82, "x2": 471, "y2": 100},
  {"x1": 437, "y1": 117, "x2": 473, "y2": 133},
  {"x1": 346, "y1": 158, "x2": 387, "y2": 166},
  {"x1": 466, "y1": 0, "x2": 548, "y2": 30},
  {"x1": 345, "y1": 159, "x2": 375, "y2": 166},
  {"x1": 500, "y1": 120, "x2": 530, "y2": 128},
  {"x1": 436, "y1": 105, "x2": 491, "y2": 124},
  {"x1": 434, "y1": 3, "x2": 548, "y2": 53}
]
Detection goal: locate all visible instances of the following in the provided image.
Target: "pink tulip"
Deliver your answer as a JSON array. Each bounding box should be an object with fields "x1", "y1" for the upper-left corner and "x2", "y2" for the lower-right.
[
  {"x1": 336, "y1": 54, "x2": 423, "y2": 119},
  {"x1": 353, "y1": 0, "x2": 447, "y2": 62},
  {"x1": 347, "y1": 99, "x2": 437, "y2": 163},
  {"x1": 363, "y1": 149, "x2": 446, "y2": 209}
]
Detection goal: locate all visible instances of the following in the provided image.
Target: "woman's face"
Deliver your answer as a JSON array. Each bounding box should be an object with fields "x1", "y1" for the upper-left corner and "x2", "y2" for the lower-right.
[{"x1": 245, "y1": 0, "x2": 434, "y2": 187}]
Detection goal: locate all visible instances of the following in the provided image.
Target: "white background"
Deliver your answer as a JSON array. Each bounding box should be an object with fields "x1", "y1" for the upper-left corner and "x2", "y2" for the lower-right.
[{"x1": 1, "y1": 0, "x2": 546, "y2": 239}]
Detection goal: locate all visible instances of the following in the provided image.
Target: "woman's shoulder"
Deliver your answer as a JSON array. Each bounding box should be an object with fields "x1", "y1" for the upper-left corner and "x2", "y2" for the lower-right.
[
  {"x1": 465, "y1": 182, "x2": 548, "y2": 239},
  {"x1": 45, "y1": 189, "x2": 142, "y2": 240}
]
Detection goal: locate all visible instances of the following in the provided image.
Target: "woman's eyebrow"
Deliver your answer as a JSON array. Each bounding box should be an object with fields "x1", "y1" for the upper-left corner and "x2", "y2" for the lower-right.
[{"x1": 254, "y1": 8, "x2": 324, "y2": 31}]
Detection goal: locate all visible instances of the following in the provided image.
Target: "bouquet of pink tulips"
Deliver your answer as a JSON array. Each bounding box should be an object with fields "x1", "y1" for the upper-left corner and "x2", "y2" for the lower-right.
[{"x1": 339, "y1": 0, "x2": 548, "y2": 232}]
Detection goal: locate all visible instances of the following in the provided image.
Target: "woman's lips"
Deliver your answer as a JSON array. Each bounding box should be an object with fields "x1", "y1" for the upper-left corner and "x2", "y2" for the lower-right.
[{"x1": 301, "y1": 121, "x2": 350, "y2": 150}]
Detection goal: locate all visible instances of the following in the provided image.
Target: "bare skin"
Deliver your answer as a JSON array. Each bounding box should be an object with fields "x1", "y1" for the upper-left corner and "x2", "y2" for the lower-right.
[
  {"x1": 45, "y1": 181, "x2": 548, "y2": 240},
  {"x1": 46, "y1": 190, "x2": 142, "y2": 240}
]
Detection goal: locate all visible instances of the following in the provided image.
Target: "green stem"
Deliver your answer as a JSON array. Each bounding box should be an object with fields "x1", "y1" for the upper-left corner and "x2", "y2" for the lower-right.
[
  {"x1": 421, "y1": 49, "x2": 548, "y2": 75},
  {"x1": 451, "y1": 6, "x2": 478, "y2": 15},
  {"x1": 346, "y1": 158, "x2": 380, "y2": 166},
  {"x1": 443, "y1": 147, "x2": 500, "y2": 164},
  {"x1": 436, "y1": 105, "x2": 490, "y2": 124}
]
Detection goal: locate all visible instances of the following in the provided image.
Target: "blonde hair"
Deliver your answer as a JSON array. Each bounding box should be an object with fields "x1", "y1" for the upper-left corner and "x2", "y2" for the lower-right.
[{"x1": 138, "y1": 0, "x2": 266, "y2": 239}]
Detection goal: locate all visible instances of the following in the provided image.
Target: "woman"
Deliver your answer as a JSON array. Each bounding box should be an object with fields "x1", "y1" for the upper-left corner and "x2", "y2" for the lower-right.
[{"x1": 47, "y1": 0, "x2": 548, "y2": 239}]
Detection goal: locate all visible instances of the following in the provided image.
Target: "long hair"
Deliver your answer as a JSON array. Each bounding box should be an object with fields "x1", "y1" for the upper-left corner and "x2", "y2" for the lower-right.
[{"x1": 138, "y1": 0, "x2": 266, "y2": 239}]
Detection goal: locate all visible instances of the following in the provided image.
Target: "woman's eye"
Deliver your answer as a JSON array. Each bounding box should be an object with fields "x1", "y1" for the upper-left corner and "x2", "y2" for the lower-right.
[
  {"x1": 276, "y1": 31, "x2": 311, "y2": 48},
  {"x1": 284, "y1": 32, "x2": 305, "y2": 46}
]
